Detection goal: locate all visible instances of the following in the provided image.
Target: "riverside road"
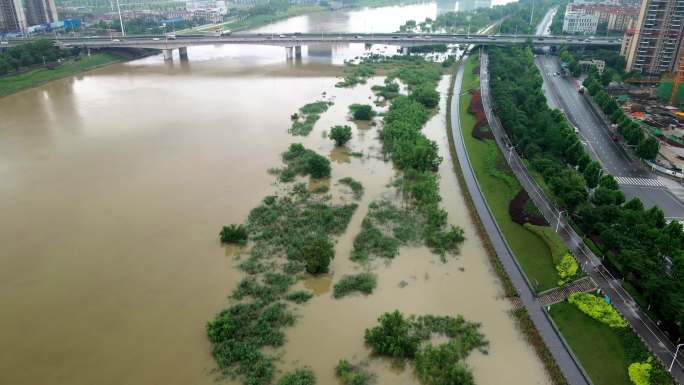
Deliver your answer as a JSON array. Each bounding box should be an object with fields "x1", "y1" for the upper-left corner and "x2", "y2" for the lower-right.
[{"x1": 480, "y1": 51, "x2": 684, "y2": 384}]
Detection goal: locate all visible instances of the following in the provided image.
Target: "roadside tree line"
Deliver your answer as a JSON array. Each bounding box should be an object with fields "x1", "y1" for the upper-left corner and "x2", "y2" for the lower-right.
[
  {"x1": 0, "y1": 40, "x2": 79, "y2": 76},
  {"x1": 582, "y1": 70, "x2": 660, "y2": 160},
  {"x1": 489, "y1": 46, "x2": 684, "y2": 340},
  {"x1": 399, "y1": 0, "x2": 559, "y2": 35}
]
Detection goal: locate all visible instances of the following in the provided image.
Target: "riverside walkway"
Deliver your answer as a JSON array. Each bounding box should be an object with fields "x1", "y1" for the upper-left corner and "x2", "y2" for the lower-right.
[{"x1": 449, "y1": 58, "x2": 593, "y2": 385}]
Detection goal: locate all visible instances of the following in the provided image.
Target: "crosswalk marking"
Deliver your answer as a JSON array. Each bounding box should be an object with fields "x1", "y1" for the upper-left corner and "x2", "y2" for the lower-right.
[{"x1": 615, "y1": 176, "x2": 665, "y2": 188}]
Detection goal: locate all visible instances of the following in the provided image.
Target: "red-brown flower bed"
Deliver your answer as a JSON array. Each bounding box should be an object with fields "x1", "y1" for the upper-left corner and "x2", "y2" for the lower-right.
[
  {"x1": 509, "y1": 189, "x2": 548, "y2": 226},
  {"x1": 469, "y1": 90, "x2": 493, "y2": 140}
]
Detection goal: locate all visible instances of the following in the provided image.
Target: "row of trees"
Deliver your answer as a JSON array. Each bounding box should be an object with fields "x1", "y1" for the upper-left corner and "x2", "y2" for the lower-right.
[
  {"x1": 379, "y1": 56, "x2": 465, "y2": 255},
  {"x1": 0, "y1": 40, "x2": 79, "y2": 76},
  {"x1": 489, "y1": 46, "x2": 684, "y2": 338},
  {"x1": 582, "y1": 70, "x2": 660, "y2": 160},
  {"x1": 399, "y1": 0, "x2": 557, "y2": 35}
]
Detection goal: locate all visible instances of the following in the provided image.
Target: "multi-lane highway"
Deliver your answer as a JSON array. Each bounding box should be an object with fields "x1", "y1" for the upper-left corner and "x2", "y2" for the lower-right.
[
  {"x1": 537, "y1": 56, "x2": 684, "y2": 218},
  {"x1": 532, "y1": 20, "x2": 684, "y2": 219}
]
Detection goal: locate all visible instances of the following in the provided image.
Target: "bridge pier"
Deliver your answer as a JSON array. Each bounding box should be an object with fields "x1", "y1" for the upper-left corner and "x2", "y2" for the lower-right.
[
  {"x1": 401, "y1": 46, "x2": 409, "y2": 55},
  {"x1": 294, "y1": 45, "x2": 302, "y2": 58},
  {"x1": 179, "y1": 47, "x2": 188, "y2": 60},
  {"x1": 285, "y1": 46, "x2": 294, "y2": 60},
  {"x1": 163, "y1": 49, "x2": 173, "y2": 61}
]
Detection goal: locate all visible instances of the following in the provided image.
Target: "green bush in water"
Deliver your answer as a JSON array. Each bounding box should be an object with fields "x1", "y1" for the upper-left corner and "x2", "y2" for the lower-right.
[{"x1": 219, "y1": 224, "x2": 248, "y2": 245}]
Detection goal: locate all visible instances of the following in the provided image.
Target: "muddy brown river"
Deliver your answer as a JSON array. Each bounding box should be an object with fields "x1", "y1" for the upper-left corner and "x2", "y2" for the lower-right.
[{"x1": 0, "y1": 2, "x2": 550, "y2": 384}]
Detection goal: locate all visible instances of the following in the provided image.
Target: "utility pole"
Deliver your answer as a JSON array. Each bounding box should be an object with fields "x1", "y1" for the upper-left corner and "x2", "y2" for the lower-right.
[
  {"x1": 530, "y1": 0, "x2": 534, "y2": 26},
  {"x1": 116, "y1": 0, "x2": 125, "y2": 37}
]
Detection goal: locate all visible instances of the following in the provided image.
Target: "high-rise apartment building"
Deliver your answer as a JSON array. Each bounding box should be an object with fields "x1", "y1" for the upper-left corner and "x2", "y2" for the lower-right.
[
  {"x1": 0, "y1": 0, "x2": 57, "y2": 33},
  {"x1": 622, "y1": 0, "x2": 684, "y2": 74},
  {"x1": 0, "y1": 0, "x2": 26, "y2": 32}
]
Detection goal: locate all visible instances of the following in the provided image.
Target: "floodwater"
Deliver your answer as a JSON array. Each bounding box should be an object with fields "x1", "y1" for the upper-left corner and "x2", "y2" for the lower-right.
[{"x1": 0, "y1": 1, "x2": 548, "y2": 385}]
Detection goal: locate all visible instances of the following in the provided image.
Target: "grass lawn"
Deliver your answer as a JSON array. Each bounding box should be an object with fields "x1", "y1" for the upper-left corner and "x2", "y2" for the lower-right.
[
  {"x1": 0, "y1": 53, "x2": 123, "y2": 97},
  {"x1": 549, "y1": 301, "x2": 633, "y2": 385},
  {"x1": 459, "y1": 54, "x2": 560, "y2": 292}
]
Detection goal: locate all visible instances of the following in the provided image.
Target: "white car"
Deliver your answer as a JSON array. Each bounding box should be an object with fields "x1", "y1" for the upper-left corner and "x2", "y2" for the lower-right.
[{"x1": 152, "y1": 37, "x2": 160, "y2": 41}]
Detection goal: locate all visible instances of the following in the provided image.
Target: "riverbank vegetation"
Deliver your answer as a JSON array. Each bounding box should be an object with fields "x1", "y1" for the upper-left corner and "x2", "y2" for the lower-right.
[
  {"x1": 333, "y1": 272, "x2": 377, "y2": 298},
  {"x1": 277, "y1": 368, "x2": 316, "y2": 385},
  {"x1": 219, "y1": 224, "x2": 248, "y2": 245},
  {"x1": 335, "y1": 359, "x2": 375, "y2": 385},
  {"x1": 0, "y1": 40, "x2": 80, "y2": 75},
  {"x1": 337, "y1": 55, "x2": 466, "y2": 265},
  {"x1": 364, "y1": 311, "x2": 488, "y2": 385},
  {"x1": 274, "y1": 143, "x2": 332, "y2": 181},
  {"x1": 339, "y1": 177, "x2": 364, "y2": 199},
  {"x1": 208, "y1": 142, "x2": 357, "y2": 385},
  {"x1": 349, "y1": 103, "x2": 375, "y2": 120},
  {"x1": 0, "y1": 50, "x2": 127, "y2": 97},
  {"x1": 488, "y1": 46, "x2": 683, "y2": 342},
  {"x1": 329, "y1": 125, "x2": 353, "y2": 146},
  {"x1": 290, "y1": 101, "x2": 333, "y2": 136}
]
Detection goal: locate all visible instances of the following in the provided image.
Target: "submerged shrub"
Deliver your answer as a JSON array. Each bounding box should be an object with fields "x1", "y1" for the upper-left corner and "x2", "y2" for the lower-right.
[
  {"x1": 335, "y1": 359, "x2": 374, "y2": 385},
  {"x1": 285, "y1": 290, "x2": 314, "y2": 304},
  {"x1": 302, "y1": 236, "x2": 335, "y2": 275},
  {"x1": 289, "y1": 101, "x2": 332, "y2": 136},
  {"x1": 219, "y1": 224, "x2": 248, "y2": 245},
  {"x1": 364, "y1": 310, "x2": 420, "y2": 358},
  {"x1": 415, "y1": 343, "x2": 474, "y2": 385},
  {"x1": 333, "y1": 272, "x2": 377, "y2": 298},
  {"x1": 349, "y1": 104, "x2": 374, "y2": 120},
  {"x1": 339, "y1": 177, "x2": 364, "y2": 199},
  {"x1": 568, "y1": 292, "x2": 627, "y2": 328},
  {"x1": 351, "y1": 219, "x2": 401, "y2": 262},
  {"x1": 410, "y1": 84, "x2": 440, "y2": 109},
  {"x1": 305, "y1": 152, "x2": 331, "y2": 178},
  {"x1": 329, "y1": 125, "x2": 353, "y2": 146},
  {"x1": 277, "y1": 368, "x2": 316, "y2": 385}
]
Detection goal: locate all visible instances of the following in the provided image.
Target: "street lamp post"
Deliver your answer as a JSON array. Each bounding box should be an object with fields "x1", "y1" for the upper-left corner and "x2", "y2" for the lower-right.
[
  {"x1": 669, "y1": 343, "x2": 684, "y2": 372},
  {"x1": 556, "y1": 210, "x2": 565, "y2": 232},
  {"x1": 115, "y1": 0, "x2": 125, "y2": 37}
]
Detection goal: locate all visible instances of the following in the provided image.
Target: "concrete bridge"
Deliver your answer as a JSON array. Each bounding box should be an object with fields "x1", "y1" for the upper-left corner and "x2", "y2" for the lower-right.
[{"x1": 6, "y1": 33, "x2": 622, "y2": 61}]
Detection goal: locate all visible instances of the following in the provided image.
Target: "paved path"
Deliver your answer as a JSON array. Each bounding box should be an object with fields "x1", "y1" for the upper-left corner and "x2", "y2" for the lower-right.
[
  {"x1": 450, "y1": 58, "x2": 592, "y2": 385},
  {"x1": 480, "y1": 51, "x2": 684, "y2": 384},
  {"x1": 538, "y1": 277, "x2": 598, "y2": 307}
]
